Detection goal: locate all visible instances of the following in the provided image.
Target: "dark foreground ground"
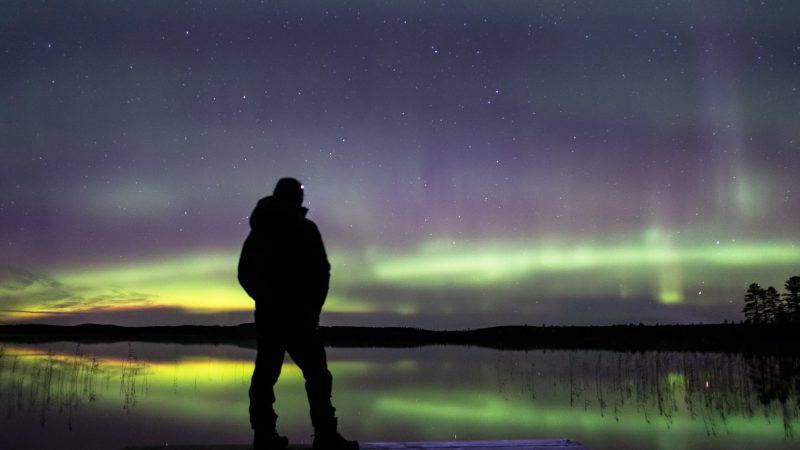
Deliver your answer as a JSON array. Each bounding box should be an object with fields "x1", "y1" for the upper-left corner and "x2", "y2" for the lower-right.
[
  {"x1": 125, "y1": 439, "x2": 586, "y2": 450},
  {"x1": 1, "y1": 322, "x2": 798, "y2": 354}
]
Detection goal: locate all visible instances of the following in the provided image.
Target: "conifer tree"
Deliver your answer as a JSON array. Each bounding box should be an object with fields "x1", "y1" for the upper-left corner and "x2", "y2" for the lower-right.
[
  {"x1": 763, "y1": 286, "x2": 780, "y2": 323},
  {"x1": 784, "y1": 276, "x2": 800, "y2": 322},
  {"x1": 742, "y1": 283, "x2": 764, "y2": 324}
]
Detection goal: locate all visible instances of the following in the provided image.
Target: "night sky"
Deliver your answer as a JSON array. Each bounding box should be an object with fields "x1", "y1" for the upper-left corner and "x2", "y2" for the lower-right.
[{"x1": 2, "y1": 1, "x2": 799, "y2": 328}]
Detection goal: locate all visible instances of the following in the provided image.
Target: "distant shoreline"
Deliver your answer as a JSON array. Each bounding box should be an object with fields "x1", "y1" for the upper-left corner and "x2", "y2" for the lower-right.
[{"x1": 1, "y1": 322, "x2": 798, "y2": 354}]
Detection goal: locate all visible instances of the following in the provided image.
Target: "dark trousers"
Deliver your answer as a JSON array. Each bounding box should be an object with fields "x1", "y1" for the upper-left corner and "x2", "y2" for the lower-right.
[{"x1": 249, "y1": 313, "x2": 336, "y2": 432}]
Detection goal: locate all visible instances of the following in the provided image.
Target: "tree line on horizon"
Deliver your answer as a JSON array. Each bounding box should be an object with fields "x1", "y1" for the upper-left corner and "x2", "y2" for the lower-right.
[{"x1": 742, "y1": 276, "x2": 800, "y2": 324}]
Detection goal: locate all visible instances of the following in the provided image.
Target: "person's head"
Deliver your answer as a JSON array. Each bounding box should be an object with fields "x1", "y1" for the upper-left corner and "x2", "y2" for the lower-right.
[{"x1": 273, "y1": 177, "x2": 304, "y2": 206}]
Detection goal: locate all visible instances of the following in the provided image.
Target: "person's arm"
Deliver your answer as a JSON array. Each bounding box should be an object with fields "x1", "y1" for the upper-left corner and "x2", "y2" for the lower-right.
[
  {"x1": 308, "y1": 223, "x2": 331, "y2": 313},
  {"x1": 238, "y1": 232, "x2": 263, "y2": 300}
]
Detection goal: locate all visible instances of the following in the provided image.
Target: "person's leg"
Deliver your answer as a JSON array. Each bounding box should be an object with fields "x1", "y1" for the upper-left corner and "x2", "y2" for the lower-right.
[
  {"x1": 250, "y1": 320, "x2": 288, "y2": 449},
  {"x1": 286, "y1": 325, "x2": 335, "y2": 428},
  {"x1": 287, "y1": 325, "x2": 358, "y2": 450}
]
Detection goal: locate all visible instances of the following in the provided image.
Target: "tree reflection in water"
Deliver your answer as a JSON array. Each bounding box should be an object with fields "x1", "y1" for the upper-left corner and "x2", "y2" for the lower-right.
[
  {"x1": 495, "y1": 351, "x2": 800, "y2": 438},
  {"x1": 745, "y1": 353, "x2": 800, "y2": 438}
]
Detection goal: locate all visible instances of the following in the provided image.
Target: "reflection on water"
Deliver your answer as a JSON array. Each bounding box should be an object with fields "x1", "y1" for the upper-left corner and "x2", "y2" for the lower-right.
[
  {"x1": 0, "y1": 342, "x2": 798, "y2": 450},
  {"x1": 494, "y1": 351, "x2": 800, "y2": 439},
  {"x1": 0, "y1": 344, "x2": 148, "y2": 428}
]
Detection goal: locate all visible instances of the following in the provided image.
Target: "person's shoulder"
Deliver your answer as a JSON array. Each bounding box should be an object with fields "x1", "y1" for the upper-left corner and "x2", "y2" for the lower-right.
[
  {"x1": 298, "y1": 215, "x2": 323, "y2": 236},
  {"x1": 301, "y1": 217, "x2": 320, "y2": 230},
  {"x1": 249, "y1": 196, "x2": 275, "y2": 228},
  {"x1": 255, "y1": 196, "x2": 274, "y2": 208}
]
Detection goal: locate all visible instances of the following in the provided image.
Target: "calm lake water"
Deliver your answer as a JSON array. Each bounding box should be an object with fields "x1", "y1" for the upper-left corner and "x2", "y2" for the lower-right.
[{"x1": 0, "y1": 342, "x2": 798, "y2": 450}]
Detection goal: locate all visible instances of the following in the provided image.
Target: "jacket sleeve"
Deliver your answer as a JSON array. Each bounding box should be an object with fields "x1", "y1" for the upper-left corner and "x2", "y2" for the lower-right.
[
  {"x1": 237, "y1": 231, "x2": 262, "y2": 300},
  {"x1": 308, "y1": 222, "x2": 331, "y2": 312}
]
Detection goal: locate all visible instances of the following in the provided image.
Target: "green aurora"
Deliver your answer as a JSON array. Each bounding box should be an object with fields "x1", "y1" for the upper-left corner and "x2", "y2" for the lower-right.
[
  {"x1": 2, "y1": 235, "x2": 798, "y2": 326},
  {"x1": 2, "y1": 1, "x2": 800, "y2": 327},
  {"x1": 2, "y1": 343, "x2": 797, "y2": 449}
]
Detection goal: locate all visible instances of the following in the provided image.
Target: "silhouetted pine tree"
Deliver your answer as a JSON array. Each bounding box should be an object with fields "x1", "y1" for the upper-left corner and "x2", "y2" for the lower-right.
[
  {"x1": 762, "y1": 286, "x2": 781, "y2": 323},
  {"x1": 785, "y1": 276, "x2": 800, "y2": 323},
  {"x1": 742, "y1": 283, "x2": 764, "y2": 324},
  {"x1": 774, "y1": 286, "x2": 790, "y2": 323}
]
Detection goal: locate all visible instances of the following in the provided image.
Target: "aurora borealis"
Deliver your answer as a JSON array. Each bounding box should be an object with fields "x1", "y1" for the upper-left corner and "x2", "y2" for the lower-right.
[{"x1": 1, "y1": 1, "x2": 799, "y2": 327}]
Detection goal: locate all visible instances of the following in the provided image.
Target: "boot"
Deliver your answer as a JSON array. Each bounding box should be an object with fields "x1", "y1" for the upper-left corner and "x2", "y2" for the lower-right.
[
  {"x1": 312, "y1": 418, "x2": 358, "y2": 450},
  {"x1": 253, "y1": 428, "x2": 289, "y2": 450}
]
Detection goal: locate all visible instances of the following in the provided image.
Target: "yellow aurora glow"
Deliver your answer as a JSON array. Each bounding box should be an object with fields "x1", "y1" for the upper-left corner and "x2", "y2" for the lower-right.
[{"x1": 1, "y1": 237, "x2": 798, "y2": 323}]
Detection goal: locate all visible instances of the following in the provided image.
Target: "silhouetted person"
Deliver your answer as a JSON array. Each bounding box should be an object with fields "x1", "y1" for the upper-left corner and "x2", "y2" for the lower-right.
[{"x1": 239, "y1": 178, "x2": 358, "y2": 450}]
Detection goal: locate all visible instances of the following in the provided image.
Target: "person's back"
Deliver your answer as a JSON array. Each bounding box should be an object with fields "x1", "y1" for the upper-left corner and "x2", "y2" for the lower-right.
[
  {"x1": 239, "y1": 193, "x2": 330, "y2": 323},
  {"x1": 239, "y1": 178, "x2": 357, "y2": 450}
]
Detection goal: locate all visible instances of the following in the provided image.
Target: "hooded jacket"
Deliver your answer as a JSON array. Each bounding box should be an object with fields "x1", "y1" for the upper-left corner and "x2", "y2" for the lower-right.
[{"x1": 238, "y1": 196, "x2": 331, "y2": 320}]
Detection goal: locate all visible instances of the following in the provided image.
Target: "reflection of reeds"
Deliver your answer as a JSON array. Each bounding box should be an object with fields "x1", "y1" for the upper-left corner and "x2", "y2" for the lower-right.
[
  {"x1": 0, "y1": 343, "x2": 150, "y2": 427},
  {"x1": 0, "y1": 345, "x2": 102, "y2": 429},
  {"x1": 120, "y1": 343, "x2": 148, "y2": 411},
  {"x1": 496, "y1": 350, "x2": 800, "y2": 437},
  {"x1": 744, "y1": 353, "x2": 800, "y2": 438}
]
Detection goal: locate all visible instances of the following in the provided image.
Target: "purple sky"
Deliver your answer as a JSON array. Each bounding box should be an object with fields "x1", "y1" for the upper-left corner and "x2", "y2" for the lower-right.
[{"x1": 1, "y1": 1, "x2": 799, "y2": 328}]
